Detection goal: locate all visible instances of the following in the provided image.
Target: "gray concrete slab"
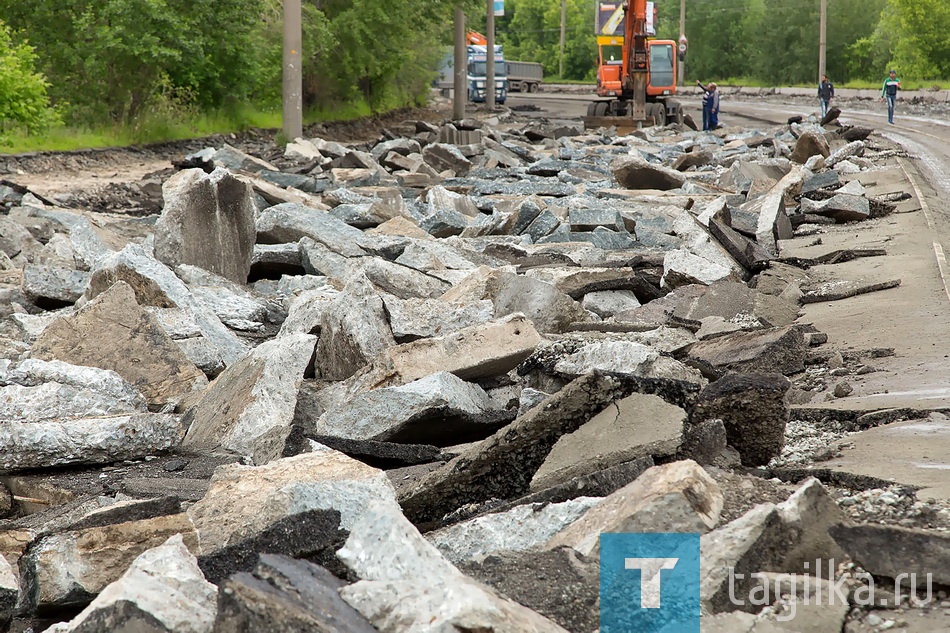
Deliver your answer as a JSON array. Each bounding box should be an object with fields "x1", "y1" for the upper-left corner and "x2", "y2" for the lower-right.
[{"x1": 821, "y1": 414, "x2": 950, "y2": 501}]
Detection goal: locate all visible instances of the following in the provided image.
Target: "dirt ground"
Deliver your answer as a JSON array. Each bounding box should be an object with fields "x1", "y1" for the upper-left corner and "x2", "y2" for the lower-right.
[{"x1": 0, "y1": 105, "x2": 452, "y2": 214}]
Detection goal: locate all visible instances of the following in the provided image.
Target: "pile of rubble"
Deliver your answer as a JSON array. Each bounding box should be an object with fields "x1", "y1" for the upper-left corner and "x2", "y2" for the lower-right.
[{"x1": 0, "y1": 108, "x2": 945, "y2": 632}]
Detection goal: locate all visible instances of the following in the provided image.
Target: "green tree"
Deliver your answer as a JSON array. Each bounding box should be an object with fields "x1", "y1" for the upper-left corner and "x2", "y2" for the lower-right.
[
  {"x1": 684, "y1": 0, "x2": 765, "y2": 82},
  {"x1": 886, "y1": 0, "x2": 950, "y2": 80},
  {"x1": 827, "y1": 0, "x2": 886, "y2": 83},
  {"x1": 0, "y1": 22, "x2": 60, "y2": 136},
  {"x1": 0, "y1": 0, "x2": 267, "y2": 124},
  {"x1": 302, "y1": 0, "x2": 468, "y2": 112},
  {"x1": 490, "y1": 0, "x2": 597, "y2": 81}
]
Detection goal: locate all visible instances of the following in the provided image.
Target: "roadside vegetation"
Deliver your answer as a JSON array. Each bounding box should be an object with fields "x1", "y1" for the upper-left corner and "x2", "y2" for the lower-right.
[
  {"x1": 0, "y1": 0, "x2": 478, "y2": 153},
  {"x1": 0, "y1": 0, "x2": 947, "y2": 153}
]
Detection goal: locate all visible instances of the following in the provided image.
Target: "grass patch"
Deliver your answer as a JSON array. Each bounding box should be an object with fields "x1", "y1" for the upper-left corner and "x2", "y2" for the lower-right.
[
  {"x1": 306, "y1": 99, "x2": 373, "y2": 123},
  {"x1": 0, "y1": 99, "x2": 384, "y2": 154},
  {"x1": 545, "y1": 76, "x2": 595, "y2": 84},
  {"x1": 842, "y1": 79, "x2": 950, "y2": 91},
  {"x1": 0, "y1": 105, "x2": 284, "y2": 154}
]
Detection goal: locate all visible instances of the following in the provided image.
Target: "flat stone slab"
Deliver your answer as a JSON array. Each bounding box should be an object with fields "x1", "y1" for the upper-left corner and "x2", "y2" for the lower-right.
[
  {"x1": 830, "y1": 523, "x2": 950, "y2": 586},
  {"x1": 818, "y1": 413, "x2": 950, "y2": 500},
  {"x1": 800, "y1": 278, "x2": 901, "y2": 303},
  {"x1": 530, "y1": 393, "x2": 685, "y2": 491}
]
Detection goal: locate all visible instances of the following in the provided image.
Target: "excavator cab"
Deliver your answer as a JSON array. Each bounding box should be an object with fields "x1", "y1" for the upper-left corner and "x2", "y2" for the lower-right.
[{"x1": 647, "y1": 41, "x2": 676, "y2": 95}]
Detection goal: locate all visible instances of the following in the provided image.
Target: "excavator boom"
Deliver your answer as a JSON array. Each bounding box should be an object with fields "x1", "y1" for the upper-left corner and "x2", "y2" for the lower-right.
[{"x1": 624, "y1": 0, "x2": 649, "y2": 123}]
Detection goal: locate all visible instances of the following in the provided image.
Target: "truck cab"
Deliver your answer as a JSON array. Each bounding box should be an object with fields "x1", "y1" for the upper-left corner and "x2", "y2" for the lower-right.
[{"x1": 467, "y1": 45, "x2": 508, "y2": 104}]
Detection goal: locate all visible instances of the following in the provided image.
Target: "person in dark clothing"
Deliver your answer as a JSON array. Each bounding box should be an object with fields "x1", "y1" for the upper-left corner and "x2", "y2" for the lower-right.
[
  {"x1": 696, "y1": 79, "x2": 711, "y2": 130},
  {"x1": 706, "y1": 83, "x2": 720, "y2": 129},
  {"x1": 880, "y1": 69, "x2": 901, "y2": 124},
  {"x1": 818, "y1": 75, "x2": 834, "y2": 118}
]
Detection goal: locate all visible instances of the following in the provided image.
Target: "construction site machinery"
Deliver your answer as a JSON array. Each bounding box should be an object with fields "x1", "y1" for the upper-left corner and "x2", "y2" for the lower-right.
[
  {"x1": 506, "y1": 60, "x2": 543, "y2": 93},
  {"x1": 585, "y1": 0, "x2": 682, "y2": 132},
  {"x1": 432, "y1": 32, "x2": 508, "y2": 104},
  {"x1": 465, "y1": 31, "x2": 508, "y2": 104}
]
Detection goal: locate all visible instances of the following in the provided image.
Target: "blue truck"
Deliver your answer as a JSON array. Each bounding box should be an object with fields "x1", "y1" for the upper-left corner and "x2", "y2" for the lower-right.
[
  {"x1": 434, "y1": 35, "x2": 508, "y2": 104},
  {"x1": 465, "y1": 44, "x2": 507, "y2": 104}
]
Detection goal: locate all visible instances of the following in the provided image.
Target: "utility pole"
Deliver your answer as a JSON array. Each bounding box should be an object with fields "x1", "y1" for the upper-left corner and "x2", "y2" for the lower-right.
[
  {"x1": 678, "y1": 0, "x2": 686, "y2": 86},
  {"x1": 282, "y1": 0, "x2": 303, "y2": 141},
  {"x1": 818, "y1": 0, "x2": 827, "y2": 81},
  {"x1": 454, "y1": 7, "x2": 465, "y2": 120},
  {"x1": 486, "y1": 0, "x2": 495, "y2": 108},
  {"x1": 559, "y1": 0, "x2": 567, "y2": 78}
]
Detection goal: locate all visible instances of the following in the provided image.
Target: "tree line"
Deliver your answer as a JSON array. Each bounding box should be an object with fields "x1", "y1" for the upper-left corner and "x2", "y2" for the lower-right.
[
  {"x1": 487, "y1": 0, "x2": 949, "y2": 86},
  {"x1": 0, "y1": 0, "x2": 946, "y2": 139},
  {"x1": 0, "y1": 0, "x2": 476, "y2": 137}
]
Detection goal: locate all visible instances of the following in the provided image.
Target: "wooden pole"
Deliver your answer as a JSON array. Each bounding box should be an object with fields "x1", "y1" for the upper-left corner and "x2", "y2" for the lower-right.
[
  {"x1": 818, "y1": 0, "x2": 827, "y2": 81},
  {"x1": 282, "y1": 0, "x2": 303, "y2": 140},
  {"x1": 454, "y1": 7, "x2": 466, "y2": 120},
  {"x1": 679, "y1": 0, "x2": 686, "y2": 86},
  {"x1": 560, "y1": 0, "x2": 567, "y2": 78},
  {"x1": 487, "y1": 0, "x2": 495, "y2": 108}
]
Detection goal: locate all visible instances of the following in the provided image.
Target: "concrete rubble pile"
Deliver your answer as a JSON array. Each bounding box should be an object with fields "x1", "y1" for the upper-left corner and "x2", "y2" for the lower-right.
[{"x1": 0, "y1": 108, "x2": 945, "y2": 633}]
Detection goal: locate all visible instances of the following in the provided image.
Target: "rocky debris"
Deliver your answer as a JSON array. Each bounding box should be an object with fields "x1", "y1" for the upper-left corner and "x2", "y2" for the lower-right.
[
  {"x1": 313, "y1": 273, "x2": 395, "y2": 381},
  {"x1": 86, "y1": 241, "x2": 248, "y2": 369},
  {"x1": 830, "y1": 523, "x2": 950, "y2": 586},
  {"x1": 790, "y1": 130, "x2": 831, "y2": 164},
  {"x1": 398, "y1": 372, "x2": 698, "y2": 525},
  {"x1": 0, "y1": 106, "x2": 927, "y2": 631},
  {"x1": 185, "y1": 449, "x2": 397, "y2": 554},
  {"x1": 546, "y1": 460, "x2": 723, "y2": 557},
  {"x1": 701, "y1": 477, "x2": 848, "y2": 614},
  {"x1": 154, "y1": 168, "x2": 257, "y2": 284},
  {"x1": 612, "y1": 155, "x2": 687, "y2": 190},
  {"x1": 530, "y1": 392, "x2": 687, "y2": 490},
  {"x1": 30, "y1": 281, "x2": 208, "y2": 408},
  {"x1": 181, "y1": 333, "x2": 316, "y2": 465},
  {"x1": 44, "y1": 534, "x2": 217, "y2": 633},
  {"x1": 686, "y1": 325, "x2": 807, "y2": 378},
  {"x1": 0, "y1": 413, "x2": 183, "y2": 471},
  {"x1": 213, "y1": 554, "x2": 377, "y2": 632},
  {"x1": 801, "y1": 277, "x2": 901, "y2": 303},
  {"x1": 0, "y1": 554, "x2": 15, "y2": 629},
  {"x1": 375, "y1": 312, "x2": 542, "y2": 384},
  {"x1": 336, "y1": 499, "x2": 567, "y2": 632},
  {"x1": 692, "y1": 373, "x2": 791, "y2": 466},
  {"x1": 21, "y1": 264, "x2": 89, "y2": 308},
  {"x1": 22, "y1": 512, "x2": 199, "y2": 610},
  {"x1": 316, "y1": 371, "x2": 507, "y2": 445},
  {"x1": 460, "y1": 546, "x2": 600, "y2": 633},
  {"x1": 748, "y1": 167, "x2": 807, "y2": 256},
  {"x1": 425, "y1": 496, "x2": 601, "y2": 565}
]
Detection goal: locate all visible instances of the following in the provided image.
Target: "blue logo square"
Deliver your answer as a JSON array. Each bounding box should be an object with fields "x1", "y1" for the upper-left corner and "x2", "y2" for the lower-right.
[{"x1": 600, "y1": 533, "x2": 701, "y2": 633}]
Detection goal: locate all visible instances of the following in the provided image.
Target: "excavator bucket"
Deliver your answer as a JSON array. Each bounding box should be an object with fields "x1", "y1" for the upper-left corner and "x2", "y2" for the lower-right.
[{"x1": 581, "y1": 114, "x2": 656, "y2": 135}]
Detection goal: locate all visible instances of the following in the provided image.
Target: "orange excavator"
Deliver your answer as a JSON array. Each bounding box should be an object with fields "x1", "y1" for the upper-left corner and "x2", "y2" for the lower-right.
[{"x1": 585, "y1": 0, "x2": 682, "y2": 130}]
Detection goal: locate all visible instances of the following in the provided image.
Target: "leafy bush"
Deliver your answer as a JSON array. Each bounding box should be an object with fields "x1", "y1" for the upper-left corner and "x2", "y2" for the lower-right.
[{"x1": 0, "y1": 22, "x2": 60, "y2": 137}]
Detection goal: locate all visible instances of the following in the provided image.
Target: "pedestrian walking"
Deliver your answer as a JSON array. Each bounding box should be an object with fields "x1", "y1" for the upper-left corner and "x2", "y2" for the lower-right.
[
  {"x1": 818, "y1": 74, "x2": 834, "y2": 118},
  {"x1": 696, "y1": 79, "x2": 711, "y2": 130},
  {"x1": 707, "y1": 83, "x2": 720, "y2": 130},
  {"x1": 880, "y1": 69, "x2": 901, "y2": 124}
]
